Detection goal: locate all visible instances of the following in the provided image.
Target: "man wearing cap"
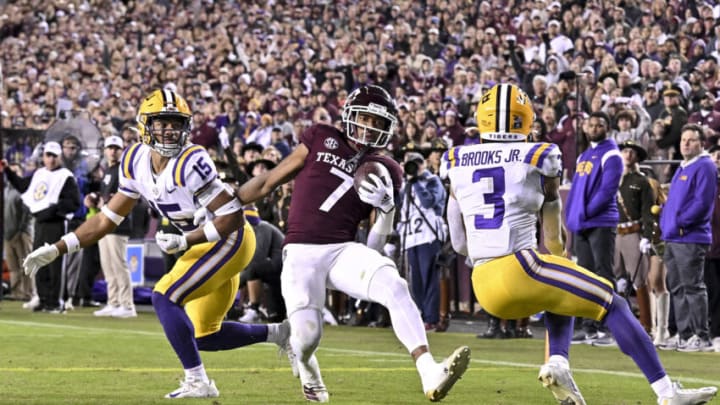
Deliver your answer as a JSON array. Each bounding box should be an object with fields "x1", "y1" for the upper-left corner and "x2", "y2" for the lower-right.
[
  {"x1": 398, "y1": 152, "x2": 447, "y2": 332},
  {"x1": 613, "y1": 37, "x2": 630, "y2": 64},
  {"x1": 688, "y1": 91, "x2": 720, "y2": 139},
  {"x1": 441, "y1": 109, "x2": 466, "y2": 147},
  {"x1": 421, "y1": 27, "x2": 445, "y2": 59},
  {"x1": 642, "y1": 84, "x2": 664, "y2": 122},
  {"x1": 656, "y1": 84, "x2": 689, "y2": 161},
  {"x1": 1, "y1": 142, "x2": 81, "y2": 313},
  {"x1": 547, "y1": 19, "x2": 574, "y2": 56},
  {"x1": 92, "y1": 135, "x2": 137, "y2": 318}
]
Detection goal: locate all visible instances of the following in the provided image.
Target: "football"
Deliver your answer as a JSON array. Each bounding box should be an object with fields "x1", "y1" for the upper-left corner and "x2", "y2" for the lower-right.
[{"x1": 353, "y1": 161, "x2": 390, "y2": 193}]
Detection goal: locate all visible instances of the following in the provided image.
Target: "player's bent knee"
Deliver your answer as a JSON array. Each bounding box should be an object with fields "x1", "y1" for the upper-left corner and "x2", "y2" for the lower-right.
[{"x1": 367, "y1": 265, "x2": 411, "y2": 307}]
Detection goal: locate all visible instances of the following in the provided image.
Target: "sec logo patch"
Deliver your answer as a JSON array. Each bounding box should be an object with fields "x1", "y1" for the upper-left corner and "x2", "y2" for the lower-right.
[{"x1": 324, "y1": 137, "x2": 338, "y2": 150}]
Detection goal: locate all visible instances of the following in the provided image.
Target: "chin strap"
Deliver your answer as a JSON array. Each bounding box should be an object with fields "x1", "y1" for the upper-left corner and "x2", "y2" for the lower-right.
[{"x1": 347, "y1": 145, "x2": 371, "y2": 172}]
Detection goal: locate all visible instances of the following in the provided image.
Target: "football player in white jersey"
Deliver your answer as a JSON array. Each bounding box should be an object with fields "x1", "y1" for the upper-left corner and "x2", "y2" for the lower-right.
[
  {"x1": 442, "y1": 83, "x2": 717, "y2": 405},
  {"x1": 22, "y1": 89, "x2": 291, "y2": 399}
]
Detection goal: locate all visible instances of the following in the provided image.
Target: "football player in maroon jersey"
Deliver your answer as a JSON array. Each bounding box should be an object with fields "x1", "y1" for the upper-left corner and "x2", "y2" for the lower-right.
[{"x1": 238, "y1": 85, "x2": 470, "y2": 402}]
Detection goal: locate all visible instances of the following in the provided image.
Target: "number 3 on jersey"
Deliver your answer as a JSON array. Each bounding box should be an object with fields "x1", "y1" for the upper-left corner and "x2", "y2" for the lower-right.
[{"x1": 472, "y1": 167, "x2": 505, "y2": 229}]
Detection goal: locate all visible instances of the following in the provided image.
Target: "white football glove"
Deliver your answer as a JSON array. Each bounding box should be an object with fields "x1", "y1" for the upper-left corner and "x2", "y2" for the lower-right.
[
  {"x1": 358, "y1": 173, "x2": 395, "y2": 213},
  {"x1": 23, "y1": 243, "x2": 59, "y2": 278},
  {"x1": 156, "y1": 231, "x2": 189, "y2": 254},
  {"x1": 219, "y1": 126, "x2": 230, "y2": 149},
  {"x1": 639, "y1": 237, "x2": 652, "y2": 255},
  {"x1": 193, "y1": 207, "x2": 215, "y2": 226}
]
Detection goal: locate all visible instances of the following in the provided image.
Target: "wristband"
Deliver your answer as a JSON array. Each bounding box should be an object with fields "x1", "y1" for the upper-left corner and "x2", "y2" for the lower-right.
[
  {"x1": 61, "y1": 232, "x2": 81, "y2": 253},
  {"x1": 203, "y1": 221, "x2": 222, "y2": 242},
  {"x1": 101, "y1": 205, "x2": 125, "y2": 226}
]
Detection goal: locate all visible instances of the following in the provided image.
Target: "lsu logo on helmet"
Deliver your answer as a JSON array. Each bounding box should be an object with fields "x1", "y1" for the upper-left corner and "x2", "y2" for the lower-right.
[{"x1": 476, "y1": 84, "x2": 535, "y2": 142}]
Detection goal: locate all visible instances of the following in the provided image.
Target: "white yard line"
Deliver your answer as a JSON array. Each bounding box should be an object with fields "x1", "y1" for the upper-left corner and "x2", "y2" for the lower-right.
[{"x1": 2, "y1": 319, "x2": 718, "y2": 386}]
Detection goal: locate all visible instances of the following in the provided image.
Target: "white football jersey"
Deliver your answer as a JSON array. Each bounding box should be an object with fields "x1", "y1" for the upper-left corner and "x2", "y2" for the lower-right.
[
  {"x1": 118, "y1": 143, "x2": 224, "y2": 232},
  {"x1": 441, "y1": 142, "x2": 562, "y2": 262}
]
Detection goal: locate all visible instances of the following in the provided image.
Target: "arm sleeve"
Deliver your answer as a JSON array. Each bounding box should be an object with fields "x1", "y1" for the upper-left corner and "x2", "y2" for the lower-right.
[
  {"x1": 4, "y1": 168, "x2": 31, "y2": 192},
  {"x1": 586, "y1": 152, "x2": 623, "y2": 218},
  {"x1": 447, "y1": 196, "x2": 468, "y2": 256}
]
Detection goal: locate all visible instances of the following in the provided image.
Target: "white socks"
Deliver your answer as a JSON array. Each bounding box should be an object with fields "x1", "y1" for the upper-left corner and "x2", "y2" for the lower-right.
[
  {"x1": 651, "y1": 376, "x2": 674, "y2": 399},
  {"x1": 266, "y1": 323, "x2": 280, "y2": 344},
  {"x1": 185, "y1": 364, "x2": 209, "y2": 384},
  {"x1": 547, "y1": 355, "x2": 570, "y2": 369}
]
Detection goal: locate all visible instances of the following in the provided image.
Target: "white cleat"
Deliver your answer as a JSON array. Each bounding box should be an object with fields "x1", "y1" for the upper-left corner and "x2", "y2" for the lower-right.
[
  {"x1": 658, "y1": 382, "x2": 717, "y2": 405},
  {"x1": 239, "y1": 307, "x2": 260, "y2": 323},
  {"x1": 538, "y1": 363, "x2": 587, "y2": 405},
  {"x1": 93, "y1": 305, "x2": 119, "y2": 317},
  {"x1": 302, "y1": 383, "x2": 329, "y2": 403},
  {"x1": 111, "y1": 306, "x2": 137, "y2": 318},
  {"x1": 276, "y1": 319, "x2": 299, "y2": 378},
  {"x1": 423, "y1": 346, "x2": 471, "y2": 402},
  {"x1": 22, "y1": 296, "x2": 40, "y2": 310},
  {"x1": 165, "y1": 378, "x2": 219, "y2": 399}
]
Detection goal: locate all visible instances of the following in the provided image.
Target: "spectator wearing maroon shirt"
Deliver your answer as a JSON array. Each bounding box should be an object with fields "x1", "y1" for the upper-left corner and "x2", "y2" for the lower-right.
[{"x1": 688, "y1": 91, "x2": 720, "y2": 144}]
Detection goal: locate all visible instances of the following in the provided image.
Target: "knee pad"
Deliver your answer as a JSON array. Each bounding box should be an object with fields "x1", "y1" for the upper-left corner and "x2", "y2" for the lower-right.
[{"x1": 367, "y1": 265, "x2": 410, "y2": 308}]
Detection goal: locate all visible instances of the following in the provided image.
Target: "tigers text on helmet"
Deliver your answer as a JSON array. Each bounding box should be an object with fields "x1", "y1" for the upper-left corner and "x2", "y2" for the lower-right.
[
  {"x1": 136, "y1": 89, "x2": 192, "y2": 157},
  {"x1": 476, "y1": 83, "x2": 534, "y2": 142},
  {"x1": 341, "y1": 85, "x2": 398, "y2": 148}
]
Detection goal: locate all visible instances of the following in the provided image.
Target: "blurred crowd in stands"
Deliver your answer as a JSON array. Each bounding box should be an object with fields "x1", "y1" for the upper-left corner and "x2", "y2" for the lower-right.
[{"x1": 2, "y1": 0, "x2": 720, "y2": 338}]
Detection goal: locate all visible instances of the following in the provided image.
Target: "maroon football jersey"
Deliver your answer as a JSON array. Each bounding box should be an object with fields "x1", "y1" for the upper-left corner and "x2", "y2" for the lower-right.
[{"x1": 284, "y1": 123, "x2": 403, "y2": 245}]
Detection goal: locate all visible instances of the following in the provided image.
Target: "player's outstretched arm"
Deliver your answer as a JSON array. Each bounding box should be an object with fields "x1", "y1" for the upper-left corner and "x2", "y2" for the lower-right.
[
  {"x1": 184, "y1": 188, "x2": 245, "y2": 247},
  {"x1": 541, "y1": 176, "x2": 565, "y2": 256},
  {"x1": 237, "y1": 144, "x2": 308, "y2": 204},
  {"x1": 23, "y1": 193, "x2": 137, "y2": 277},
  {"x1": 447, "y1": 192, "x2": 468, "y2": 257}
]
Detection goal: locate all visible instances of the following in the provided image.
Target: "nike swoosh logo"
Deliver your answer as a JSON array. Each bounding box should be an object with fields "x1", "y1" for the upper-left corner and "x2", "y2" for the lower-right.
[{"x1": 166, "y1": 188, "x2": 177, "y2": 194}]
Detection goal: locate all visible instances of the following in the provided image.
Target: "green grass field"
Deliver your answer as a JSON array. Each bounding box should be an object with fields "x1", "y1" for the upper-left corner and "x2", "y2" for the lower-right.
[{"x1": 0, "y1": 302, "x2": 718, "y2": 405}]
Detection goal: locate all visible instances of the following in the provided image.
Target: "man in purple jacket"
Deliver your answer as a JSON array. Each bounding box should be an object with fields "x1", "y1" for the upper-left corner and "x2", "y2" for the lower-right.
[
  {"x1": 565, "y1": 111, "x2": 624, "y2": 344},
  {"x1": 658, "y1": 124, "x2": 718, "y2": 352}
]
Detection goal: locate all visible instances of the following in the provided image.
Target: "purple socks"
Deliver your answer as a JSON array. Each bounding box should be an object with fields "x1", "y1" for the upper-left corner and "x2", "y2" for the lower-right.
[
  {"x1": 196, "y1": 322, "x2": 269, "y2": 351},
  {"x1": 604, "y1": 293, "x2": 666, "y2": 383},
  {"x1": 152, "y1": 291, "x2": 201, "y2": 369}
]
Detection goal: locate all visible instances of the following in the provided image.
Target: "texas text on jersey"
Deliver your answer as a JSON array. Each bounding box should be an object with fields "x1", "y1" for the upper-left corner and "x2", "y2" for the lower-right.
[{"x1": 283, "y1": 123, "x2": 403, "y2": 245}]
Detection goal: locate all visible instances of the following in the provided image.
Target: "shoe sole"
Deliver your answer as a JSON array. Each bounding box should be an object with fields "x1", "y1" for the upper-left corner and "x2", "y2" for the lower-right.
[
  {"x1": 538, "y1": 367, "x2": 586, "y2": 405},
  {"x1": 426, "y1": 346, "x2": 471, "y2": 402}
]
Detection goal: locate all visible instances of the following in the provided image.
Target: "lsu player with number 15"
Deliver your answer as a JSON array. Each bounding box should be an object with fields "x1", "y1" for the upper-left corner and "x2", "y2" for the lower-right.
[
  {"x1": 441, "y1": 83, "x2": 717, "y2": 405},
  {"x1": 22, "y1": 89, "x2": 291, "y2": 399}
]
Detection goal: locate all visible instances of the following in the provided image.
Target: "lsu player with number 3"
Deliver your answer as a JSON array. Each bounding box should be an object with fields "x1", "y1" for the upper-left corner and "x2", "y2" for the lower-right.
[
  {"x1": 22, "y1": 89, "x2": 290, "y2": 399},
  {"x1": 237, "y1": 85, "x2": 469, "y2": 403},
  {"x1": 442, "y1": 83, "x2": 717, "y2": 405}
]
